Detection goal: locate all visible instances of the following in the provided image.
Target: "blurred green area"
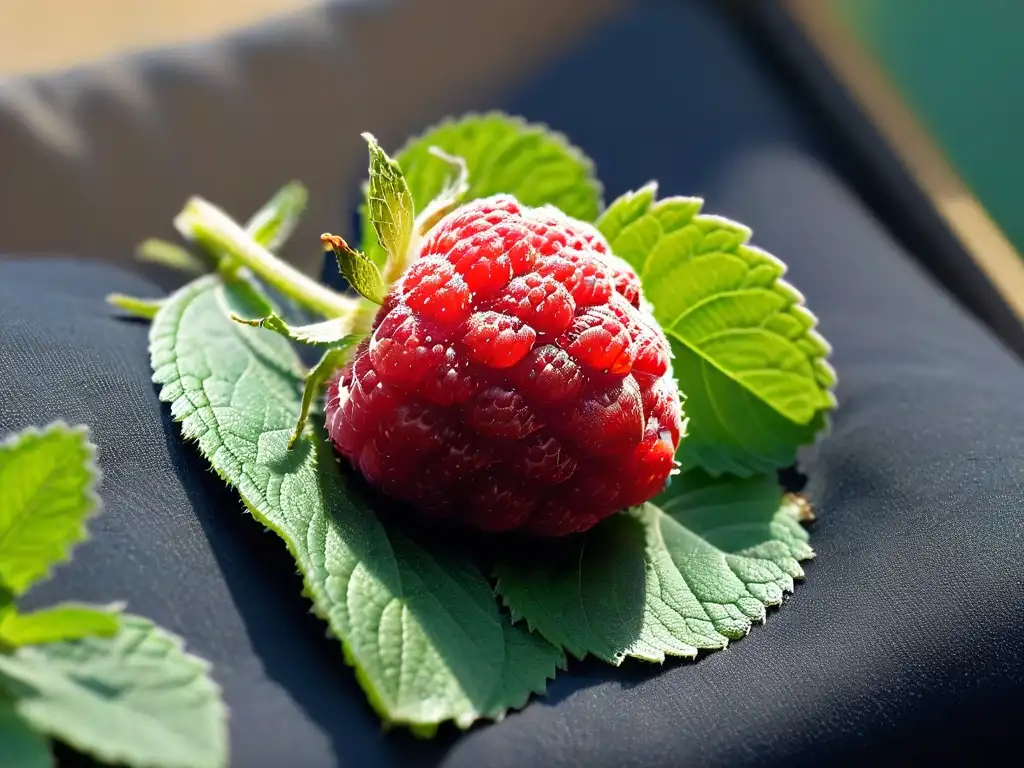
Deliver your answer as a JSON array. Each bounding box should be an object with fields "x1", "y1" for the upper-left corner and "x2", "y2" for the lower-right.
[{"x1": 826, "y1": 0, "x2": 1024, "y2": 257}]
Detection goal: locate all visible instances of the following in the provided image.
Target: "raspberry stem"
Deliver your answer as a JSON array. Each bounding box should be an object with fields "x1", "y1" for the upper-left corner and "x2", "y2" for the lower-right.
[{"x1": 176, "y1": 197, "x2": 358, "y2": 319}]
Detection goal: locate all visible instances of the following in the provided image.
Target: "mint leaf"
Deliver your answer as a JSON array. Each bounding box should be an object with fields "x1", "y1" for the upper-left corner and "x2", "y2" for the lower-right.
[
  {"x1": 0, "y1": 423, "x2": 99, "y2": 595},
  {"x1": 495, "y1": 472, "x2": 813, "y2": 664},
  {"x1": 361, "y1": 112, "x2": 602, "y2": 266},
  {"x1": 322, "y1": 234, "x2": 386, "y2": 304},
  {"x1": 363, "y1": 132, "x2": 415, "y2": 283},
  {"x1": 597, "y1": 186, "x2": 836, "y2": 475},
  {"x1": 0, "y1": 615, "x2": 226, "y2": 768},
  {"x1": 0, "y1": 604, "x2": 119, "y2": 648},
  {"x1": 244, "y1": 181, "x2": 308, "y2": 252},
  {"x1": 0, "y1": 696, "x2": 51, "y2": 768},
  {"x1": 150, "y1": 275, "x2": 563, "y2": 732}
]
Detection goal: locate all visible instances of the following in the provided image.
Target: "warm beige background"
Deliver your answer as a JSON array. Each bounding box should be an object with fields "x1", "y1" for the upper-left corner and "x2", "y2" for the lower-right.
[
  {"x1": 0, "y1": 0, "x2": 625, "y2": 274},
  {"x1": 0, "y1": 0, "x2": 314, "y2": 75}
]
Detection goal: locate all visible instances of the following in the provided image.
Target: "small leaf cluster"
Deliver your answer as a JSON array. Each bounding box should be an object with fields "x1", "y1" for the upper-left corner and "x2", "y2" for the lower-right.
[{"x1": 0, "y1": 423, "x2": 227, "y2": 768}]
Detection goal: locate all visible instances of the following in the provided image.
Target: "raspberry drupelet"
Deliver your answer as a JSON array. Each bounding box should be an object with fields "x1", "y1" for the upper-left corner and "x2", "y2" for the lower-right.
[{"x1": 325, "y1": 195, "x2": 684, "y2": 536}]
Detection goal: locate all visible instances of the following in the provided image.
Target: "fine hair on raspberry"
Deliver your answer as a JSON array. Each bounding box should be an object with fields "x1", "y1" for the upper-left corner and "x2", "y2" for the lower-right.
[{"x1": 326, "y1": 195, "x2": 683, "y2": 536}]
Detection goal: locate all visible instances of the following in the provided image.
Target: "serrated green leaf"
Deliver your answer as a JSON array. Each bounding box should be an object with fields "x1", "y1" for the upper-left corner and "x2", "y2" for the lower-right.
[
  {"x1": 495, "y1": 472, "x2": 813, "y2": 665},
  {"x1": 322, "y1": 233, "x2": 386, "y2": 304},
  {"x1": 150, "y1": 275, "x2": 563, "y2": 732},
  {"x1": 670, "y1": 339, "x2": 828, "y2": 475},
  {"x1": 363, "y1": 132, "x2": 415, "y2": 282},
  {"x1": 598, "y1": 187, "x2": 836, "y2": 475},
  {"x1": 0, "y1": 604, "x2": 120, "y2": 648},
  {"x1": 244, "y1": 181, "x2": 308, "y2": 252},
  {"x1": 0, "y1": 424, "x2": 99, "y2": 595},
  {"x1": 0, "y1": 615, "x2": 226, "y2": 768},
  {"x1": 0, "y1": 695, "x2": 52, "y2": 768},
  {"x1": 361, "y1": 112, "x2": 603, "y2": 266},
  {"x1": 593, "y1": 182, "x2": 660, "y2": 246}
]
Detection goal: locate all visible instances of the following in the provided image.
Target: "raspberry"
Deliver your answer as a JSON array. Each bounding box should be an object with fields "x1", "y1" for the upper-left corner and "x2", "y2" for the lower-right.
[{"x1": 326, "y1": 195, "x2": 683, "y2": 536}]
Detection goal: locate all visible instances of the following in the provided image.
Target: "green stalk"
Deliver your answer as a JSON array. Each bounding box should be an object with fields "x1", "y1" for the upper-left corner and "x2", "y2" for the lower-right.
[
  {"x1": 176, "y1": 197, "x2": 357, "y2": 319},
  {"x1": 106, "y1": 293, "x2": 164, "y2": 320}
]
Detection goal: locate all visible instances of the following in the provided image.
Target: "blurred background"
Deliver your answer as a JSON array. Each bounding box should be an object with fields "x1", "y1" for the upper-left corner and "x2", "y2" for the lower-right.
[
  {"x1": 2, "y1": 0, "x2": 1020, "y2": 260},
  {"x1": 0, "y1": 0, "x2": 313, "y2": 75},
  {"x1": 810, "y1": 0, "x2": 1024, "y2": 260},
  {"x1": 1, "y1": 0, "x2": 1021, "y2": 325}
]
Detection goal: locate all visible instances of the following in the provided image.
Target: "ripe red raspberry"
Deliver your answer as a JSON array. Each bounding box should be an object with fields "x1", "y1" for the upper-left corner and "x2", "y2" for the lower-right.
[{"x1": 326, "y1": 195, "x2": 683, "y2": 536}]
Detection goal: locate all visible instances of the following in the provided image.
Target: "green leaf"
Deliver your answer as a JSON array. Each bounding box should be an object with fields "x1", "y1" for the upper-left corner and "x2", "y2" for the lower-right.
[
  {"x1": 0, "y1": 423, "x2": 99, "y2": 595},
  {"x1": 107, "y1": 293, "x2": 164, "y2": 320},
  {"x1": 495, "y1": 472, "x2": 814, "y2": 664},
  {"x1": 0, "y1": 604, "x2": 120, "y2": 648},
  {"x1": 414, "y1": 146, "x2": 470, "y2": 235},
  {"x1": 0, "y1": 615, "x2": 226, "y2": 768},
  {"x1": 289, "y1": 344, "x2": 358, "y2": 450},
  {"x1": 670, "y1": 339, "x2": 829, "y2": 476},
  {"x1": 322, "y1": 233, "x2": 386, "y2": 304},
  {"x1": 597, "y1": 186, "x2": 836, "y2": 475},
  {"x1": 0, "y1": 695, "x2": 52, "y2": 768},
  {"x1": 0, "y1": 582, "x2": 13, "y2": 613},
  {"x1": 230, "y1": 311, "x2": 357, "y2": 346},
  {"x1": 361, "y1": 112, "x2": 603, "y2": 266},
  {"x1": 244, "y1": 181, "x2": 308, "y2": 252},
  {"x1": 363, "y1": 132, "x2": 415, "y2": 282},
  {"x1": 136, "y1": 239, "x2": 209, "y2": 274},
  {"x1": 150, "y1": 275, "x2": 563, "y2": 732}
]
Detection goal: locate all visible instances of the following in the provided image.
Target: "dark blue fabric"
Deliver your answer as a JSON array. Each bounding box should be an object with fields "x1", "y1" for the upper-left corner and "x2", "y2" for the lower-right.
[
  {"x1": 337, "y1": 0, "x2": 824, "y2": 287},
  {"x1": 502, "y1": 3, "x2": 825, "y2": 215},
  {"x1": 2, "y1": 2, "x2": 1023, "y2": 766}
]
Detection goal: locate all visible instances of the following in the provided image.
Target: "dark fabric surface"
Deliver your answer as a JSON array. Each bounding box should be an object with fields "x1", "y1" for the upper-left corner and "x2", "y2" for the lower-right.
[
  {"x1": 0, "y1": 0, "x2": 622, "y2": 279},
  {"x1": 2, "y1": 2, "x2": 1023, "y2": 767}
]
